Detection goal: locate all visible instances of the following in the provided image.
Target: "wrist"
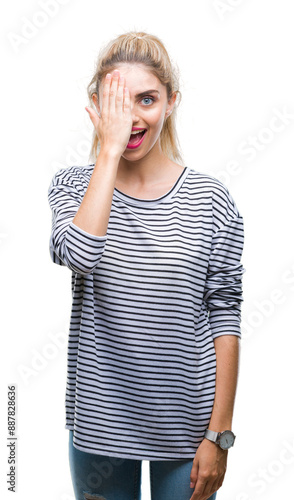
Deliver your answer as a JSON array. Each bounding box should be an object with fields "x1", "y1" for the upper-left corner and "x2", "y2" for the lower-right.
[
  {"x1": 204, "y1": 429, "x2": 236, "y2": 450},
  {"x1": 99, "y1": 146, "x2": 122, "y2": 162},
  {"x1": 208, "y1": 423, "x2": 232, "y2": 433},
  {"x1": 208, "y1": 413, "x2": 233, "y2": 432}
]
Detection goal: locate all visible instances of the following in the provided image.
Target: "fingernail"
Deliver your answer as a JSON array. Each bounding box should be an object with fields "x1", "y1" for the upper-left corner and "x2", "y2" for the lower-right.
[{"x1": 190, "y1": 482, "x2": 195, "y2": 488}]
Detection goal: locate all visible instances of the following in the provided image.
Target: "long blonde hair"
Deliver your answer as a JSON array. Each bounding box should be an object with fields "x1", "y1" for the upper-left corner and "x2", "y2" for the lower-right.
[{"x1": 87, "y1": 31, "x2": 183, "y2": 164}]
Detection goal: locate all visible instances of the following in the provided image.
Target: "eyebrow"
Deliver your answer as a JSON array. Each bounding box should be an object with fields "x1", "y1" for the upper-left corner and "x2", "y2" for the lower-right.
[{"x1": 135, "y1": 89, "x2": 160, "y2": 98}]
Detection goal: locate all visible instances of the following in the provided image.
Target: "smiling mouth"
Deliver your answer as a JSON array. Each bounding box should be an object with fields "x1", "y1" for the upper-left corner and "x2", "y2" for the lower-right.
[{"x1": 127, "y1": 129, "x2": 147, "y2": 149}]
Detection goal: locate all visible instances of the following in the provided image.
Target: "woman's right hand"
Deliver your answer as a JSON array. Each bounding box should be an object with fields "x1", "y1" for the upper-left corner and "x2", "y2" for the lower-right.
[{"x1": 86, "y1": 69, "x2": 133, "y2": 158}]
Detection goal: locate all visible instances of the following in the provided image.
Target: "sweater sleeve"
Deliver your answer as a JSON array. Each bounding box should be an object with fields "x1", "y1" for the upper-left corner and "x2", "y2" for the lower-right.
[
  {"x1": 203, "y1": 184, "x2": 245, "y2": 339},
  {"x1": 48, "y1": 167, "x2": 107, "y2": 275}
]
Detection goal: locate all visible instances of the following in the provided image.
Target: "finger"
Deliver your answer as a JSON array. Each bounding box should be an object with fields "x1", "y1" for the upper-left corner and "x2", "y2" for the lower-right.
[
  {"x1": 109, "y1": 69, "x2": 120, "y2": 115},
  {"x1": 85, "y1": 106, "x2": 100, "y2": 130},
  {"x1": 101, "y1": 73, "x2": 111, "y2": 117},
  {"x1": 215, "y1": 472, "x2": 225, "y2": 491},
  {"x1": 116, "y1": 76, "x2": 124, "y2": 113},
  {"x1": 208, "y1": 479, "x2": 219, "y2": 498},
  {"x1": 191, "y1": 479, "x2": 206, "y2": 500},
  {"x1": 123, "y1": 86, "x2": 131, "y2": 114},
  {"x1": 190, "y1": 462, "x2": 198, "y2": 490},
  {"x1": 201, "y1": 482, "x2": 215, "y2": 500}
]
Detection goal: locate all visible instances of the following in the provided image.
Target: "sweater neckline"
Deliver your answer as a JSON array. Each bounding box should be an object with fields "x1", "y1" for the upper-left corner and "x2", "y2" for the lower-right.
[{"x1": 113, "y1": 167, "x2": 190, "y2": 207}]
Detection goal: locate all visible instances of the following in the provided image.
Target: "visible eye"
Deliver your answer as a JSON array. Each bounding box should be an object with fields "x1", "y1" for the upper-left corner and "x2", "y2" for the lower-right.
[{"x1": 141, "y1": 96, "x2": 155, "y2": 106}]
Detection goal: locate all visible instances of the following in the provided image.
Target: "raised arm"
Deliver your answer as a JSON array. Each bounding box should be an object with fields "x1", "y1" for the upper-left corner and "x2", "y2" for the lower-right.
[
  {"x1": 73, "y1": 69, "x2": 132, "y2": 236},
  {"x1": 48, "y1": 70, "x2": 132, "y2": 274}
]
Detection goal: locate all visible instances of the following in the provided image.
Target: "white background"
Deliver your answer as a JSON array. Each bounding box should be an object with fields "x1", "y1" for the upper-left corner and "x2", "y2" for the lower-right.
[{"x1": 1, "y1": 0, "x2": 294, "y2": 499}]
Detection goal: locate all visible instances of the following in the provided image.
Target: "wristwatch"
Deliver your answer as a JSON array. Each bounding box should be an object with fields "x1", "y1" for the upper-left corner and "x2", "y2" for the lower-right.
[{"x1": 204, "y1": 429, "x2": 236, "y2": 450}]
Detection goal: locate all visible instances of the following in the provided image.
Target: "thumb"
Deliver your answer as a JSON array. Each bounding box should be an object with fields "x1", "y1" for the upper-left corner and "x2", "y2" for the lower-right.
[
  {"x1": 85, "y1": 106, "x2": 100, "y2": 130},
  {"x1": 190, "y1": 462, "x2": 199, "y2": 489}
]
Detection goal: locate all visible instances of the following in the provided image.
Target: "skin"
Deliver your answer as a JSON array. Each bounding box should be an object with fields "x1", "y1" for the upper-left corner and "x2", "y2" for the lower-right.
[{"x1": 73, "y1": 64, "x2": 240, "y2": 500}]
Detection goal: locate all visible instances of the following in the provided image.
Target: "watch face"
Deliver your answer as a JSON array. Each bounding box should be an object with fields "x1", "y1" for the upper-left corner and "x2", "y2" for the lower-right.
[{"x1": 219, "y1": 431, "x2": 235, "y2": 450}]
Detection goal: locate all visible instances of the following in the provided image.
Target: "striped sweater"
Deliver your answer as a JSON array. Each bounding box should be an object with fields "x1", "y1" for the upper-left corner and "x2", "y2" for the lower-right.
[{"x1": 48, "y1": 165, "x2": 244, "y2": 460}]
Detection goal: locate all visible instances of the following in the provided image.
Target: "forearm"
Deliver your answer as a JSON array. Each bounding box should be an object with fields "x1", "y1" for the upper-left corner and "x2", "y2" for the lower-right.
[
  {"x1": 189, "y1": 335, "x2": 239, "y2": 498},
  {"x1": 73, "y1": 148, "x2": 120, "y2": 237},
  {"x1": 73, "y1": 70, "x2": 132, "y2": 238},
  {"x1": 208, "y1": 335, "x2": 240, "y2": 431}
]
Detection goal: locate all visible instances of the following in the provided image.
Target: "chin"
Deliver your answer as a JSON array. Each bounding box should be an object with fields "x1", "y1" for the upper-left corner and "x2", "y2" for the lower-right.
[{"x1": 122, "y1": 139, "x2": 160, "y2": 162}]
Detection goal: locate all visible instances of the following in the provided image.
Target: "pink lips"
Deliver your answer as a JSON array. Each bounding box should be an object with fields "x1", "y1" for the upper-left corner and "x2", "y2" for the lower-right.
[{"x1": 126, "y1": 128, "x2": 147, "y2": 150}]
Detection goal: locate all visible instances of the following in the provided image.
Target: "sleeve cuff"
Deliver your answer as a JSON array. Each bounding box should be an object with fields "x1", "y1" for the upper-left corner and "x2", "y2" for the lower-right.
[
  {"x1": 62, "y1": 222, "x2": 107, "y2": 275},
  {"x1": 69, "y1": 221, "x2": 108, "y2": 242},
  {"x1": 208, "y1": 308, "x2": 242, "y2": 339}
]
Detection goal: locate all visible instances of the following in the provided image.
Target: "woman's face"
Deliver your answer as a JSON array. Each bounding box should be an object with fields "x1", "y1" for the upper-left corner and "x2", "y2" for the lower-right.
[{"x1": 98, "y1": 63, "x2": 176, "y2": 161}]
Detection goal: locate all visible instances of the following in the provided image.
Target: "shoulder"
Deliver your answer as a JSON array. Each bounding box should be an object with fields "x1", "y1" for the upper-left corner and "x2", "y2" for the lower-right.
[
  {"x1": 48, "y1": 164, "x2": 95, "y2": 193},
  {"x1": 185, "y1": 168, "x2": 242, "y2": 222},
  {"x1": 185, "y1": 168, "x2": 233, "y2": 201},
  {"x1": 50, "y1": 164, "x2": 95, "y2": 185}
]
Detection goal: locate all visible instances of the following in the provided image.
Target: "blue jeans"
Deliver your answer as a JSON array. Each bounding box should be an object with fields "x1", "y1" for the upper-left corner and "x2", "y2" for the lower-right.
[{"x1": 69, "y1": 431, "x2": 217, "y2": 500}]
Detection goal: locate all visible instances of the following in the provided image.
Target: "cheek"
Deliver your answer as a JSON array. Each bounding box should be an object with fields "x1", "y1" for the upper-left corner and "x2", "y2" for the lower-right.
[{"x1": 146, "y1": 108, "x2": 165, "y2": 131}]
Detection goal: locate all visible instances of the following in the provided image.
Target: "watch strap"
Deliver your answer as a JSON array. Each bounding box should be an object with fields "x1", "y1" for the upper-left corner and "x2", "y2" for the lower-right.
[{"x1": 204, "y1": 429, "x2": 219, "y2": 443}]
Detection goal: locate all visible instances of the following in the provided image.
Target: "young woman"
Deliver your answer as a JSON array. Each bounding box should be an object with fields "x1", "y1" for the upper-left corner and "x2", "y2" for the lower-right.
[{"x1": 48, "y1": 31, "x2": 244, "y2": 500}]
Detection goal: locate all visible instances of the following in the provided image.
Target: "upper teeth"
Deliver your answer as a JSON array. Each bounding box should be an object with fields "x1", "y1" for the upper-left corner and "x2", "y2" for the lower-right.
[{"x1": 131, "y1": 130, "x2": 145, "y2": 135}]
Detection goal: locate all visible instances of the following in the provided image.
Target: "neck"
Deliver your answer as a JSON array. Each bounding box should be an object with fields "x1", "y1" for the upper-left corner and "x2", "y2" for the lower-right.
[{"x1": 117, "y1": 143, "x2": 172, "y2": 186}]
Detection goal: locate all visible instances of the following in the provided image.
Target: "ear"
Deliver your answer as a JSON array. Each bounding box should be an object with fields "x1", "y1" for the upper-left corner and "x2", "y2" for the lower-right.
[{"x1": 165, "y1": 91, "x2": 177, "y2": 119}]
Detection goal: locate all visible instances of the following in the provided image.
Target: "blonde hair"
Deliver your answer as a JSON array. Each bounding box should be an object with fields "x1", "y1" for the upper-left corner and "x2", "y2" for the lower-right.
[{"x1": 87, "y1": 31, "x2": 183, "y2": 164}]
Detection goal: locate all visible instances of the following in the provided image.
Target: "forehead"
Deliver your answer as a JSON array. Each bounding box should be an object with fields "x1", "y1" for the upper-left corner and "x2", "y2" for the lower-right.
[{"x1": 101, "y1": 63, "x2": 166, "y2": 95}]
